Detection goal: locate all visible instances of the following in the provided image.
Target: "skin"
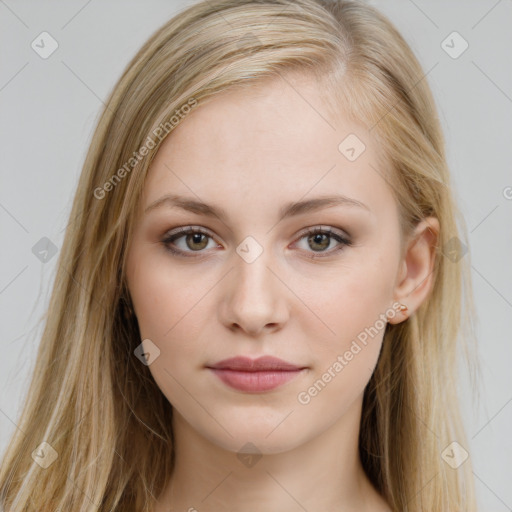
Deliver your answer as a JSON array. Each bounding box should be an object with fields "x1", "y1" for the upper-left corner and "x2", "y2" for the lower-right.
[{"x1": 125, "y1": 72, "x2": 439, "y2": 512}]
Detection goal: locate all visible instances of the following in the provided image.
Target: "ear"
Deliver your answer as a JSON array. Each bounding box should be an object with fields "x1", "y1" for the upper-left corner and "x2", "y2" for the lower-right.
[{"x1": 387, "y1": 216, "x2": 440, "y2": 324}]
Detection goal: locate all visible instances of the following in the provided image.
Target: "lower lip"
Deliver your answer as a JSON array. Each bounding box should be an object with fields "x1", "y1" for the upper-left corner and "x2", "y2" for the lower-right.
[{"x1": 207, "y1": 368, "x2": 305, "y2": 392}]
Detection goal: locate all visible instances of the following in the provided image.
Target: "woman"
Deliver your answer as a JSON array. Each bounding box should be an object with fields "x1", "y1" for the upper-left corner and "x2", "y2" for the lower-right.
[{"x1": 0, "y1": 0, "x2": 478, "y2": 510}]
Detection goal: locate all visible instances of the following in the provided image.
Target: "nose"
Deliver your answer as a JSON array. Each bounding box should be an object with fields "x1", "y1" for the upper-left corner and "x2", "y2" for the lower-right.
[{"x1": 219, "y1": 247, "x2": 290, "y2": 337}]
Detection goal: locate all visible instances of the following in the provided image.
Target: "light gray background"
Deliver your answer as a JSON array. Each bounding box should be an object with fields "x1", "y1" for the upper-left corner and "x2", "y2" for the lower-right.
[{"x1": 1, "y1": 1, "x2": 511, "y2": 510}]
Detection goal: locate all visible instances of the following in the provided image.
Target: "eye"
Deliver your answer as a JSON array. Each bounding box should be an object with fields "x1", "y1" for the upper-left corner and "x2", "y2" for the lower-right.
[
  {"x1": 161, "y1": 226, "x2": 219, "y2": 257},
  {"x1": 161, "y1": 225, "x2": 352, "y2": 258},
  {"x1": 294, "y1": 226, "x2": 352, "y2": 258}
]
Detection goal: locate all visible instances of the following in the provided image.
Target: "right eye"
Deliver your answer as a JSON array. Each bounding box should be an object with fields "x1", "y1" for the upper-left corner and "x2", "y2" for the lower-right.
[{"x1": 161, "y1": 226, "x2": 220, "y2": 257}]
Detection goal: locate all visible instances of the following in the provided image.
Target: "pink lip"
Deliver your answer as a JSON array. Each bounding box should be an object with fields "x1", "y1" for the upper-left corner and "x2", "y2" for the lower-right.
[
  {"x1": 207, "y1": 356, "x2": 304, "y2": 372},
  {"x1": 206, "y1": 356, "x2": 307, "y2": 392}
]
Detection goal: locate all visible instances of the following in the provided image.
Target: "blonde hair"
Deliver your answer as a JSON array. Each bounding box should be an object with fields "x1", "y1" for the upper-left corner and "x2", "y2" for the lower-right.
[{"x1": 0, "y1": 0, "x2": 479, "y2": 510}]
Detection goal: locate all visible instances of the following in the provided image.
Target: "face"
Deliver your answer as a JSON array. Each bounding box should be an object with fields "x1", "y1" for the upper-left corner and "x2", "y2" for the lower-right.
[{"x1": 125, "y1": 74, "x2": 406, "y2": 454}]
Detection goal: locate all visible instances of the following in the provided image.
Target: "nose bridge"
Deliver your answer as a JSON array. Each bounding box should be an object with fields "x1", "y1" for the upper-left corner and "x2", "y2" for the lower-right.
[
  {"x1": 233, "y1": 239, "x2": 276, "y2": 303},
  {"x1": 221, "y1": 236, "x2": 288, "y2": 333}
]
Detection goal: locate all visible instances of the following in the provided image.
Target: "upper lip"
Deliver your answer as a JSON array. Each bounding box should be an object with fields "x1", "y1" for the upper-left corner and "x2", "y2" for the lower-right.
[{"x1": 206, "y1": 356, "x2": 306, "y2": 372}]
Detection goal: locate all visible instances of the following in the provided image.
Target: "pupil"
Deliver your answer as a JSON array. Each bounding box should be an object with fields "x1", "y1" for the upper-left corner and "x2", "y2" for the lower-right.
[
  {"x1": 311, "y1": 233, "x2": 328, "y2": 250},
  {"x1": 188, "y1": 233, "x2": 207, "y2": 250}
]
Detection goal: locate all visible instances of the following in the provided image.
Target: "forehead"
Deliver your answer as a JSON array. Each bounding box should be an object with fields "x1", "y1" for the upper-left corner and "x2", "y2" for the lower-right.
[{"x1": 142, "y1": 74, "x2": 394, "y2": 217}]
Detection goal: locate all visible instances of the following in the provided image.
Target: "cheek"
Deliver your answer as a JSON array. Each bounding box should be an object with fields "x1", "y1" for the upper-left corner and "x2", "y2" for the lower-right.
[
  {"x1": 126, "y1": 253, "x2": 213, "y2": 409},
  {"x1": 127, "y1": 245, "x2": 206, "y2": 340},
  {"x1": 126, "y1": 248, "x2": 217, "y2": 389},
  {"x1": 295, "y1": 247, "x2": 397, "y2": 396},
  {"x1": 302, "y1": 252, "x2": 395, "y2": 345},
  {"x1": 289, "y1": 265, "x2": 390, "y2": 436}
]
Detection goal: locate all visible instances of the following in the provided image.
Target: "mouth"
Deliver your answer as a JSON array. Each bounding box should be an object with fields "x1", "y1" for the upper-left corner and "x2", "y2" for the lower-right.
[{"x1": 205, "y1": 355, "x2": 308, "y2": 392}]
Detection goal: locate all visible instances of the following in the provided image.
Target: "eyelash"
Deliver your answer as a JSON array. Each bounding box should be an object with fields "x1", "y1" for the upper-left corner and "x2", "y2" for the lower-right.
[{"x1": 161, "y1": 225, "x2": 352, "y2": 259}]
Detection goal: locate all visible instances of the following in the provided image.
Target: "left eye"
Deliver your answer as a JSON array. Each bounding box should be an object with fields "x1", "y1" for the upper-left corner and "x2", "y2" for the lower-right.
[
  {"x1": 294, "y1": 227, "x2": 352, "y2": 257},
  {"x1": 161, "y1": 226, "x2": 352, "y2": 258}
]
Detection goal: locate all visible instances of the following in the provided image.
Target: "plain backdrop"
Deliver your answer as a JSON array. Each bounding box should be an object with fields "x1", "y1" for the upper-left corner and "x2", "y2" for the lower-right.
[{"x1": 1, "y1": 0, "x2": 511, "y2": 510}]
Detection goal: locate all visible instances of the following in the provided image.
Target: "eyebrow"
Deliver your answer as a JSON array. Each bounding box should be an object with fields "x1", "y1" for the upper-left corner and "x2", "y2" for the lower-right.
[{"x1": 144, "y1": 193, "x2": 371, "y2": 221}]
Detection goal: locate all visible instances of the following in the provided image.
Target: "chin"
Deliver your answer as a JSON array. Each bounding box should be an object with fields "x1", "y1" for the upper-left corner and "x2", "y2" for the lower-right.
[{"x1": 191, "y1": 412, "x2": 313, "y2": 455}]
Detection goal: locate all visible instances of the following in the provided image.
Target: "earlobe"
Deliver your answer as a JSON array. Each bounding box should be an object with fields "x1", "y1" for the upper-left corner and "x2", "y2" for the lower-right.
[
  {"x1": 386, "y1": 302, "x2": 409, "y2": 323},
  {"x1": 388, "y1": 217, "x2": 439, "y2": 324}
]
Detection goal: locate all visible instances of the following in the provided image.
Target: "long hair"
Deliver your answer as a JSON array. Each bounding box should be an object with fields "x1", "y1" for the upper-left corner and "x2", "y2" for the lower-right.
[{"x1": 0, "y1": 0, "x2": 479, "y2": 510}]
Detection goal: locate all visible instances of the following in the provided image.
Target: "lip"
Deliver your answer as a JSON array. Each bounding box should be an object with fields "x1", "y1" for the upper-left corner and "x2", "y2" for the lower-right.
[
  {"x1": 206, "y1": 356, "x2": 308, "y2": 392},
  {"x1": 207, "y1": 356, "x2": 305, "y2": 372}
]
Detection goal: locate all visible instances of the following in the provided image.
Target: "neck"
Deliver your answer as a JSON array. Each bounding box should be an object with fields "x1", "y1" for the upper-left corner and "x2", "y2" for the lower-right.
[{"x1": 154, "y1": 395, "x2": 389, "y2": 512}]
